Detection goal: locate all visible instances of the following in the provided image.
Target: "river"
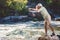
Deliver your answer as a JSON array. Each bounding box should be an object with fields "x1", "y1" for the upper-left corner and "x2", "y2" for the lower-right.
[{"x1": 0, "y1": 21, "x2": 60, "y2": 40}]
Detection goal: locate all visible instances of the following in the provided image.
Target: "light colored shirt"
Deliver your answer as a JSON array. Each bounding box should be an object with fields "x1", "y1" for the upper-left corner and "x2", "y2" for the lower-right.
[{"x1": 38, "y1": 7, "x2": 51, "y2": 19}]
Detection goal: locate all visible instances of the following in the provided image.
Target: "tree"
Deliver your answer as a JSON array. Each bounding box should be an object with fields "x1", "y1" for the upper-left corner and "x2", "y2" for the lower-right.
[
  {"x1": 0, "y1": 0, "x2": 28, "y2": 17},
  {"x1": 7, "y1": 0, "x2": 28, "y2": 11},
  {"x1": 49, "y1": 0, "x2": 60, "y2": 16}
]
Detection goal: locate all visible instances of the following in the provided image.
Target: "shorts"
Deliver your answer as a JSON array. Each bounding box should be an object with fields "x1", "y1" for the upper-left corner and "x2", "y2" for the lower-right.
[{"x1": 44, "y1": 15, "x2": 51, "y2": 23}]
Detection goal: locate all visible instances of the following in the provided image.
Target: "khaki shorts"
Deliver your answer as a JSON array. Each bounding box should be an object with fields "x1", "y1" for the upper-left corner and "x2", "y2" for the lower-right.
[{"x1": 44, "y1": 15, "x2": 51, "y2": 23}]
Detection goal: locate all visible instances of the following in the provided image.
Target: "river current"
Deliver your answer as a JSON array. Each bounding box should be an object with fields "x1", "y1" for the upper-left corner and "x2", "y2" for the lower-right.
[{"x1": 0, "y1": 21, "x2": 60, "y2": 40}]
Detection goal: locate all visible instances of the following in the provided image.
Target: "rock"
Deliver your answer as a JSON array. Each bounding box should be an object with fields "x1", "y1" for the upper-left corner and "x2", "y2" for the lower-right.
[
  {"x1": 38, "y1": 35, "x2": 59, "y2": 40},
  {"x1": 57, "y1": 35, "x2": 60, "y2": 38},
  {"x1": 38, "y1": 36, "x2": 51, "y2": 40},
  {"x1": 55, "y1": 17, "x2": 60, "y2": 21},
  {"x1": 51, "y1": 35, "x2": 59, "y2": 40}
]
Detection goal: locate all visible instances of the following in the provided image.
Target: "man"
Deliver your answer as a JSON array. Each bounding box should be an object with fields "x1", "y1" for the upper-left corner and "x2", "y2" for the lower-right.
[{"x1": 29, "y1": 3, "x2": 55, "y2": 36}]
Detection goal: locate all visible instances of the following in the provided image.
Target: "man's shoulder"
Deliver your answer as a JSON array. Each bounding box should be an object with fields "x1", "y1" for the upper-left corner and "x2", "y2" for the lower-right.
[
  {"x1": 42, "y1": 7, "x2": 46, "y2": 9},
  {"x1": 40, "y1": 7, "x2": 45, "y2": 10}
]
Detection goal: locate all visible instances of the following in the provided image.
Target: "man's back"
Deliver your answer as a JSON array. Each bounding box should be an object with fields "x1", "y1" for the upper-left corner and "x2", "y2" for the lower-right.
[{"x1": 39, "y1": 7, "x2": 51, "y2": 19}]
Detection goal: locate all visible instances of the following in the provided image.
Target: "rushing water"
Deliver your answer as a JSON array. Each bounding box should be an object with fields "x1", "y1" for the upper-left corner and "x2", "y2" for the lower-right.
[{"x1": 0, "y1": 21, "x2": 60, "y2": 40}]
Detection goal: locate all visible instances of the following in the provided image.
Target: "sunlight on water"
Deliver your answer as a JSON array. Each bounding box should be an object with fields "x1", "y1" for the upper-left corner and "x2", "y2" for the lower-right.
[{"x1": 0, "y1": 21, "x2": 60, "y2": 40}]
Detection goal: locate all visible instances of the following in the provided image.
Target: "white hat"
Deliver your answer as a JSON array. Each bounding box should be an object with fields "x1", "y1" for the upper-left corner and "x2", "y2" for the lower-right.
[{"x1": 37, "y1": 3, "x2": 43, "y2": 7}]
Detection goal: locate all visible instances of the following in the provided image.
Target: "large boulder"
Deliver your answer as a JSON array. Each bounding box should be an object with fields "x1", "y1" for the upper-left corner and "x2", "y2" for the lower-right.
[{"x1": 38, "y1": 35, "x2": 59, "y2": 40}]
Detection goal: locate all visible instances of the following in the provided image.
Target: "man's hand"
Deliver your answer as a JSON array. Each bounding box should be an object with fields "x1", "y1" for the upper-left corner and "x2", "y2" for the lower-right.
[
  {"x1": 29, "y1": 8, "x2": 35, "y2": 11},
  {"x1": 29, "y1": 8, "x2": 38, "y2": 11},
  {"x1": 28, "y1": 8, "x2": 40, "y2": 13}
]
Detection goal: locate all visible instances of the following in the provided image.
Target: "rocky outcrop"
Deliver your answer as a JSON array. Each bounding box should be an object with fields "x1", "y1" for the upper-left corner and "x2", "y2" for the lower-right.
[{"x1": 38, "y1": 35, "x2": 59, "y2": 40}]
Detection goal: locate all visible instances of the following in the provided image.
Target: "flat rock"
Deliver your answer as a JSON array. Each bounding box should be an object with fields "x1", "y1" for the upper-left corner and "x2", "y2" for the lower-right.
[{"x1": 38, "y1": 35, "x2": 59, "y2": 40}]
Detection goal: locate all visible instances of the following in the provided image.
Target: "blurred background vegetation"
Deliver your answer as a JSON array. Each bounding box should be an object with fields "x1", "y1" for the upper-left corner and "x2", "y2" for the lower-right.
[
  {"x1": 0, "y1": 0, "x2": 28, "y2": 18},
  {"x1": 0, "y1": 0, "x2": 60, "y2": 18}
]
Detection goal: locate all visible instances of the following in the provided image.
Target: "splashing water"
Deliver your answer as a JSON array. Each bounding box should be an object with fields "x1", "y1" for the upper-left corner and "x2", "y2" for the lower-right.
[{"x1": 0, "y1": 21, "x2": 60, "y2": 40}]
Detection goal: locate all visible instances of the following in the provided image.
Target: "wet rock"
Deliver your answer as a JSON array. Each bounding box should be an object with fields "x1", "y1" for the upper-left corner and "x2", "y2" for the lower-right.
[{"x1": 38, "y1": 35, "x2": 59, "y2": 40}]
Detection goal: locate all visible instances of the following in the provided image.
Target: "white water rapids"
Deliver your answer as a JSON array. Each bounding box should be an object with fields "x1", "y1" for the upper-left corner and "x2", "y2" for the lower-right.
[{"x1": 0, "y1": 21, "x2": 60, "y2": 40}]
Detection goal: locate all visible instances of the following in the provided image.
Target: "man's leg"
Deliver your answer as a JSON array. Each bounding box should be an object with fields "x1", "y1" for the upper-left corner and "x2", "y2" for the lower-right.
[
  {"x1": 49, "y1": 23, "x2": 55, "y2": 35},
  {"x1": 44, "y1": 20, "x2": 48, "y2": 35},
  {"x1": 47, "y1": 20, "x2": 55, "y2": 36},
  {"x1": 47, "y1": 16, "x2": 55, "y2": 35}
]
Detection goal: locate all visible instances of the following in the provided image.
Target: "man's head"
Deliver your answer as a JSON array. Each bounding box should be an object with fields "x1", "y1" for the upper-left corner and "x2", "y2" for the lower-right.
[{"x1": 36, "y1": 3, "x2": 43, "y2": 9}]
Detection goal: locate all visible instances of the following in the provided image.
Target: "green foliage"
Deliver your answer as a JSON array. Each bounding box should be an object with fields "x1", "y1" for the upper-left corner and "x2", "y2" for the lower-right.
[
  {"x1": 45, "y1": 0, "x2": 52, "y2": 4},
  {"x1": 7, "y1": 0, "x2": 28, "y2": 15},
  {"x1": 44, "y1": 0, "x2": 60, "y2": 16},
  {"x1": 30, "y1": 0, "x2": 37, "y2": 3},
  {"x1": 52, "y1": 0, "x2": 60, "y2": 15},
  {"x1": 20, "y1": 8, "x2": 29, "y2": 15},
  {"x1": 0, "y1": 0, "x2": 28, "y2": 17},
  {"x1": 7, "y1": 0, "x2": 28, "y2": 11},
  {"x1": 0, "y1": 8, "x2": 10, "y2": 17},
  {"x1": 0, "y1": 0, "x2": 6, "y2": 6},
  {"x1": 44, "y1": 0, "x2": 52, "y2": 6},
  {"x1": 30, "y1": 0, "x2": 38, "y2": 3}
]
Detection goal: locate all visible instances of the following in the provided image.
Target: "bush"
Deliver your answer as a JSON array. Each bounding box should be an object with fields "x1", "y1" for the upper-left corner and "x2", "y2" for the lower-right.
[
  {"x1": 7, "y1": 0, "x2": 28, "y2": 11},
  {"x1": 45, "y1": 0, "x2": 52, "y2": 4},
  {"x1": 7, "y1": 0, "x2": 28, "y2": 15},
  {"x1": 0, "y1": 0, "x2": 28, "y2": 17},
  {"x1": 30, "y1": 0, "x2": 38, "y2": 3}
]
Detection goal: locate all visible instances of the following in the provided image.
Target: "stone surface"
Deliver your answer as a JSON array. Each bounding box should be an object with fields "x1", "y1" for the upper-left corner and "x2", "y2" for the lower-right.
[{"x1": 38, "y1": 35, "x2": 59, "y2": 40}]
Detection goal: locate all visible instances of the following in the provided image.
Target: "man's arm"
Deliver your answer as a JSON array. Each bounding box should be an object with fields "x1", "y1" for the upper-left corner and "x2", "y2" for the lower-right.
[
  {"x1": 28, "y1": 8, "x2": 42, "y2": 13},
  {"x1": 37, "y1": 7, "x2": 43, "y2": 12},
  {"x1": 29, "y1": 8, "x2": 37, "y2": 11},
  {"x1": 29, "y1": 8, "x2": 42, "y2": 12}
]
